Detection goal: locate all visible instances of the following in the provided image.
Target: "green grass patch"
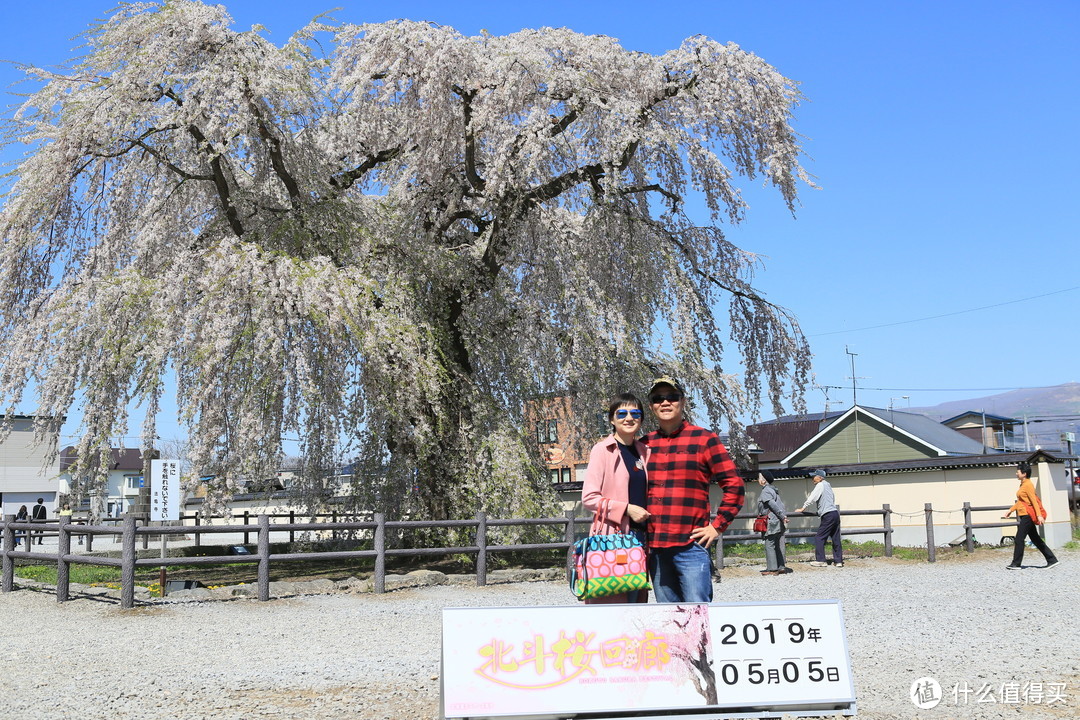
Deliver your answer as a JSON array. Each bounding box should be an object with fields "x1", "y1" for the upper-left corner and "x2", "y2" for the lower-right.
[{"x1": 15, "y1": 564, "x2": 120, "y2": 585}]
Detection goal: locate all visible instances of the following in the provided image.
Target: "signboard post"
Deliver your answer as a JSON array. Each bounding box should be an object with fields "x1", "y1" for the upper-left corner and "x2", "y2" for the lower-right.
[
  {"x1": 149, "y1": 459, "x2": 180, "y2": 596},
  {"x1": 149, "y1": 459, "x2": 180, "y2": 522},
  {"x1": 442, "y1": 600, "x2": 856, "y2": 719}
]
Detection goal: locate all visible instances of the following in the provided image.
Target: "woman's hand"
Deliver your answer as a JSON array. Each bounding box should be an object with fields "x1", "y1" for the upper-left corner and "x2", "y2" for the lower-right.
[{"x1": 626, "y1": 504, "x2": 650, "y2": 524}]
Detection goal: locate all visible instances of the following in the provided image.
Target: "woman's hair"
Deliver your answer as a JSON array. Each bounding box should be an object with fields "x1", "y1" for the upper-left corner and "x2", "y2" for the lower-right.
[
  {"x1": 760, "y1": 469, "x2": 776, "y2": 484},
  {"x1": 1017, "y1": 462, "x2": 1031, "y2": 478},
  {"x1": 607, "y1": 392, "x2": 643, "y2": 421}
]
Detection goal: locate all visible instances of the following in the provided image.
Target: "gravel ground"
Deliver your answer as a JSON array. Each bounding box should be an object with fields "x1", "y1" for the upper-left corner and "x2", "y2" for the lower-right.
[{"x1": 1, "y1": 548, "x2": 1077, "y2": 720}]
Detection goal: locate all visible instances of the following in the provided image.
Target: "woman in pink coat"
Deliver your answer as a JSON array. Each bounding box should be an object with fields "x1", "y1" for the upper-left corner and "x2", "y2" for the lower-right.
[{"x1": 581, "y1": 392, "x2": 651, "y2": 603}]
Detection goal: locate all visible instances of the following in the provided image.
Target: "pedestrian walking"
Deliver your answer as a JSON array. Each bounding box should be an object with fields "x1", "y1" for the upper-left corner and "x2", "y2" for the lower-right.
[
  {"x1": 797, "y1": 469, "x2": 843, "y2": 567},
  {"x1": 1002, "y1": 462, "x2": 1059, "y2": 570},
  {"x1": 14, "y1": 504, "x2": 29, "y2": 546},
  {"x1": 31, "y1": 497, "x2": 47, "y2": 545},
  {"x1": 756, "y1": 470, "x2": 791, "y2": 575}
]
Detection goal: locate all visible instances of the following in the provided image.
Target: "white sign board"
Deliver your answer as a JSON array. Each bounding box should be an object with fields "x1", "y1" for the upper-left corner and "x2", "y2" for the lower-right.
[
  {"x1": 442, "y1": 600, "x2": 855, "y2": 719},
  {"x1": 149, "y1": 458, "x2": 180, "y2": 521}
]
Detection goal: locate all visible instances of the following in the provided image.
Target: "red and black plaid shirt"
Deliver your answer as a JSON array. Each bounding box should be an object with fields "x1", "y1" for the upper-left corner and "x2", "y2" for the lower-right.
[{"x1": 644, "y1": 421, "x2": 744, "y2": 548}]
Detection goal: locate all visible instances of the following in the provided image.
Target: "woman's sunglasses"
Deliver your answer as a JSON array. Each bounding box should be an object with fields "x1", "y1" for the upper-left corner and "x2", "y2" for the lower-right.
[{"x1": 614, "y1": 409, "x2": 643, "y2": 420}]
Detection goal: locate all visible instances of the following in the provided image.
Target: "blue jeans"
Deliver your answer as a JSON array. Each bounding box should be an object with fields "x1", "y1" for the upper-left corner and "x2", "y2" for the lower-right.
[{"x1": 648, "y1": 542, "x2": 714, "y2": 603}]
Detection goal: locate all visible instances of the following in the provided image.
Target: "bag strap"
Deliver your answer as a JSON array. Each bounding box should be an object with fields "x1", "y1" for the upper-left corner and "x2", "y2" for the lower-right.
[
  {"x1": 570, "y1": 537, "x2": 590, "y2": 599},
  {"x1": 590, "y1": 498, "x2": 613, "y2": 536}
]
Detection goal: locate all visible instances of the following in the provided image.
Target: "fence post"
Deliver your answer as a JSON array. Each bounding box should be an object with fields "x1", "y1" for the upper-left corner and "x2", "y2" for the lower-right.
[
  {"x1": 57, "y1": 516, "x2": 71, "y2": 602},
  {"x1": 194, "y1": 514, "x2": 201, "y2": 547},
  {"x1": 85, "y1": 517, "x2": 94, "y2": 552},
  {"x1": 564, "y1": 509, "x2": 577, "y2": 582},
  {"x1": 715, "y1": 530, "x2": 725, "y2": 570},
  {"x1": 882, "y1": 505, "x2": 893, "y2": 557},
  {"x1": 243, "y1": 511, "x2": 251, "y2": 545},
  {"x1": 121, "y1": 514, "x2": 137, "y2": 609},
  {"x1": 141, "y1": 515, "x2": 150, "y2": 550},
  {"x1": 257, "y1": 515, "x2": 270, "y2": 602},
  {"x1": 374, "y1": 513, "x2": 386, "y2": 594},
  {"x1": 2, "y1": 515, "x2": 13, "y2": 593},
  {"x1": 924, "y1": 503, "x2": 936, "y2": 563},
  {"x1": 289, "y1": 510, "x2": 295, "y2": 544},
  {"x1": 963, "y1": 502, "x2": 974, "y2": 553},
  {"x1": 476, "y1": 512, "x2": 488, "y2": 587}
]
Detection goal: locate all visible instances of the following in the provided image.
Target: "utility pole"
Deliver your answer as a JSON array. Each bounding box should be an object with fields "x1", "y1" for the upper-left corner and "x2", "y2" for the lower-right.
[
  {"x1": 844, "y1": 346, "x2": 866, "y2": 463},
  {"x1": 845, "y1": 346, "x2": 859, "y2": 406},
  {"x1": 981, "y1": 410, "x2": 988, "y2": 454}
]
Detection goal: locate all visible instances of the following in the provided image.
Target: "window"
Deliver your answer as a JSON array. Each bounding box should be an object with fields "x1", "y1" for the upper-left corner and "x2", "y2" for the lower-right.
[
  {"x1": 547, "y1": 467, "x2": 572, "y2": 484},
  {"x1": 575, "y1": 464, "x2": 588, "y2": 482},
  {"x1": 125, "y1": 476, "x2": 142, "y2": 490},
  {"x1": 536, "y1": 419, "x2": 558, "y2": 444}
]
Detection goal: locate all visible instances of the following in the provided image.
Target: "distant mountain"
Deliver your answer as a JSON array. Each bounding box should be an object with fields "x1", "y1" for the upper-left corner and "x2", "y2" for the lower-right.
[{"x1": 907, "y1": 382, "x2": 1080, "y2": 451}]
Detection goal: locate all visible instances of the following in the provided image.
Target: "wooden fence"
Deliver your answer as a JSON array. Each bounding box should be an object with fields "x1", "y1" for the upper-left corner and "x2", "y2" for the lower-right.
[{"x1": 1, "y1": 503, "x2": 1020, "y2": 609}]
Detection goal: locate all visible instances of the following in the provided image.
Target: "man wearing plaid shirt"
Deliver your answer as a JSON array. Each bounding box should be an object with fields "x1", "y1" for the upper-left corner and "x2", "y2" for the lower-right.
[{"x1": 645, "y1": 376, "x2": 745, "y2": 602}]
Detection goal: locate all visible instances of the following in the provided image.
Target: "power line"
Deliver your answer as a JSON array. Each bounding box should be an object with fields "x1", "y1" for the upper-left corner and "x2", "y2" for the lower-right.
[
  {"x1": 811, "y1": 286, "x2": 1080, "y2": 337},
  {"x1": 814, "y1": 383, "x2": 1071, "y2": 394}
]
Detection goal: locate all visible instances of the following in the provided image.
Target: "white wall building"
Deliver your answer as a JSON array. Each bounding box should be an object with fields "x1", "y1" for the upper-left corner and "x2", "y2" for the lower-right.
[
  {"x1": 60, "y1": 448, "x2": 150, "y2": 517},
  {"x1": 0, "y1": 415, "x2": 62, "y2": 517}
]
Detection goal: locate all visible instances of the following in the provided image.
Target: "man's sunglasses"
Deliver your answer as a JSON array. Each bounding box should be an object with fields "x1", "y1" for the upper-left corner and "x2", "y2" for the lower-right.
[
  {"x1": 650, "y1": 393, "x2": 683, "y2": 404},
  {"x1": 614, "y1": 409, "x2": 643, "y2": 420}
]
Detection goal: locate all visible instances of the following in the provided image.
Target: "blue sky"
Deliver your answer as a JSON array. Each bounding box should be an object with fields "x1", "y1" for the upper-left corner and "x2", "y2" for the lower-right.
[{"x1": 2, "y1": 1, "x2": 1078, "y2": 446}]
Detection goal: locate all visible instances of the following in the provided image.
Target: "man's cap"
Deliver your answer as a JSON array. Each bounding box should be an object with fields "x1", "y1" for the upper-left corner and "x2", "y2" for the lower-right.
[
  {"x1": 648, "y1": 376, "x2": 685, "y2": 396},
  {"x1": 809, "y1": 469, "x2": 826, "y2": 479}
]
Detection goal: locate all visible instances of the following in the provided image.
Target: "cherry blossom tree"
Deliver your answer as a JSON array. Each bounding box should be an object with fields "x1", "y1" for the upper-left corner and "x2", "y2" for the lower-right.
[{"x1": 0, "y1": 1, "x2": 811, "y2": 521}]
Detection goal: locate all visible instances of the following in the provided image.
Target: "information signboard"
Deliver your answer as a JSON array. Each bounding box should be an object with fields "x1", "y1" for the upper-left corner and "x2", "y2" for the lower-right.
[
  {"x1": 149, "y1": 458, "x2": 180, "y2": 521},
  {"x1": 441, "y1": 600, "x2": 855, "y2": 719}
]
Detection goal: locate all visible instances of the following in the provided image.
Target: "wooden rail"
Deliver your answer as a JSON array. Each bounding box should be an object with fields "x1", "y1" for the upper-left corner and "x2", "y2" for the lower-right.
[{"x1": 1, "y1": 503, "x2": 1022, "y2": 608}]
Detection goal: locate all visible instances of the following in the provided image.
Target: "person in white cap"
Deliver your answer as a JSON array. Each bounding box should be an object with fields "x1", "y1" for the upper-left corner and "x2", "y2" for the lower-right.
[{"x1": 797, "y1": 469, "x2": 843, "y2": 567}]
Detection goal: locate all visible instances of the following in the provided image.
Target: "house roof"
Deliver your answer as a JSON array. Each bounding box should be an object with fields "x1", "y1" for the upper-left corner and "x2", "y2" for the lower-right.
[
  {"x1": 552, "y1": 449, "x2": 1072, "y2": 493},
  {"x1": 747, "y1": 413, "x2": 844, "y2": 463},
  {"x1": 59, "y1": 447, "x2": 153, "y2": 472},
  {"x1": 786, "y1": 449, "x2": 1065, "y2": 478},
  {"x1": 941, "y1": 411, "x2": 1020, "y2": 425},
  {"x1": 781, "y1": 405, "x2": 987, "y2": 466}
]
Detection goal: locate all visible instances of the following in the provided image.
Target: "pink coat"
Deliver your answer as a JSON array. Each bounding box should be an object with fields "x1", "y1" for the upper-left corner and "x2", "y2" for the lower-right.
[{"x1": 582, "y1": 434, "x2": 650, "y2": 534}]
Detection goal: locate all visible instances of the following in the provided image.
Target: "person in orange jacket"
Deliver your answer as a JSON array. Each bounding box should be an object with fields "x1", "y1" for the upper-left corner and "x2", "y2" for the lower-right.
[{"x1": 1002, "y1": 462, "x2": 1059, "y2": 570}]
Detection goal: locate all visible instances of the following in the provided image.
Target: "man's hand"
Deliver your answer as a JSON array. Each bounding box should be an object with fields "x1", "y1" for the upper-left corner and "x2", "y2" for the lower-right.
[{"x1": 689, "y1": 524, "x2": 719, "y2": 548}]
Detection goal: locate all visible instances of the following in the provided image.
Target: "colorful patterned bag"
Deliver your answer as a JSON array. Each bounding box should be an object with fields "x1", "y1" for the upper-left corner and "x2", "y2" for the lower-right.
[{"x1": 570, "y1": 499, "x2": 651, "y2": 600}]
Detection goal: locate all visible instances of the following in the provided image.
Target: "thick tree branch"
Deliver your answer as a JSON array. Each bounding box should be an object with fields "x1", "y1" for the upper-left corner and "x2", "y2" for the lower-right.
[
  {"x1": 243, "y1": 81, "x2": 302, "y2": 208},
  {"x1": 620, "y1": 183, "x2": 682, "y2": 210},
  {"x1": 186, "y1": 123, "x2": 244, "y2": 238},
  {"x1": 452, "y1": 85, "x2": 487, "y2": 193},
  {"x1": 85, "y1": 126, "x2": 211, "y2": 182},
  {"x1": 329, "y1": 147, "x2": 403, "y2": 191},
  {"x1": 156, "y1": 84, "x2": 244, "y2": 236},
  {"x1": 437, "y1": 210, "x2": 490, "y2": 236}
]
